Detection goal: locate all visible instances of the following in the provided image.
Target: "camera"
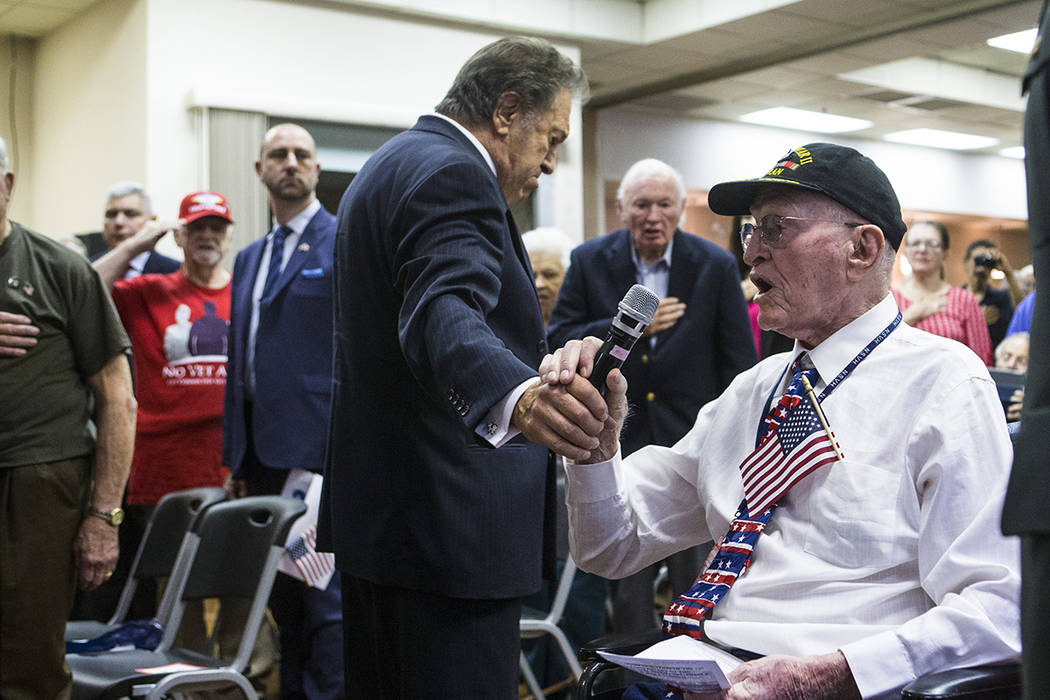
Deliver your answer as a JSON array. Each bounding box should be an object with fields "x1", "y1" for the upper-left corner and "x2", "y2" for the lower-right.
[{"x1": 973, "y1": 253, "x2": 997, "y2": 269}]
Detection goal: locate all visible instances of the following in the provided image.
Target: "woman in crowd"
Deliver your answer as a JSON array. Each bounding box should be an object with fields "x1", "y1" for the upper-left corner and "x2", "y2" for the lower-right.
[{"x1": 892, "y1": 220, "x2": 993, "y2": 365}]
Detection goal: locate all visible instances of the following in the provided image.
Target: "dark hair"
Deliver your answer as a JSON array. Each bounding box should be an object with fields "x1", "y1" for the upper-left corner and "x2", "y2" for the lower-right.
[
  {"x1": 965, "y1": 237, "x2": 997, "y2": 261},
  {"x1": 435, "y1": 37, "x2": 588, "y2": 128},
  {"x1": 729, "y1": 215, "x2": 750, "y2": 281},
  {"x1": 912, "y1": 220, "x2": 950, "y2": 251}
]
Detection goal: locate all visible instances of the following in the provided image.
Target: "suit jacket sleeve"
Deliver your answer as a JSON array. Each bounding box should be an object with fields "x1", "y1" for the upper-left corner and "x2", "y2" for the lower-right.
[
  {"x1": 221, "y1": 250, "x2": 244, "y2": 469},
  {"x1": 547, "y1": 246, "x2": 615, "y2": 348},
  {"x1": 395, "y1": 160, "x2": 537, "y2": 428},
  {"x1": 1003, "y1": 0, "x2": 1050, "y2": 533}
]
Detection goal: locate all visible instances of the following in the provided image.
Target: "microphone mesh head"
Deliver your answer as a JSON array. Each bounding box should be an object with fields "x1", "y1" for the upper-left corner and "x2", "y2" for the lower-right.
[{"x1": 620, "y1": 284, "x2": 660, "y2": 325}]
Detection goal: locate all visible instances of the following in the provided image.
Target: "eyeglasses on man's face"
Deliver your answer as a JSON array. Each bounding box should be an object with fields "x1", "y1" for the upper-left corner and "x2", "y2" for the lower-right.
[
  {"x1": 740, "y1": 214, "x2": 864, "y2": 252},
  {"x1": 904, "y1": 239, "x2": 943, "y2": 251}
]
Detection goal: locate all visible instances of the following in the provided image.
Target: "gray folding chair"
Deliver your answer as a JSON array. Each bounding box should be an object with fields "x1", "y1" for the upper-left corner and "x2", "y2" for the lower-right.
[
  {"x1": 65, "y1": 487, "x2": 227, "y2": 643},
  {"x1": 520, "y1": 555, "x2": 584, "y2": 698},
  {"x1": 67, "y1": 495, "x2": 307, "y2": 699}
]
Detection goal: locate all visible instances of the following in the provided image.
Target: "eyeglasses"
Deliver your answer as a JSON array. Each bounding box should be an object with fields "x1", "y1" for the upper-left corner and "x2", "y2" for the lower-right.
[
  {"x1": 740, "y1": 215, "x2": 863, "y2": 252},
  {"x1": 904, "y1": 240, "x2": 943, "y2": 251}
]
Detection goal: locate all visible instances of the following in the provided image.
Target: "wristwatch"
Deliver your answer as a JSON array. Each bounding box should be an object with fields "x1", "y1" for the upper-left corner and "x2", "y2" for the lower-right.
[{"x1": 88, "y1": 506, "x2": 125, "y2": 526}]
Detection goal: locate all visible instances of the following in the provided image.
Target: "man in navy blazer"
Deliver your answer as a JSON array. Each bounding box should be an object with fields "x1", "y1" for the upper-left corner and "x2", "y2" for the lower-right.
[
  {"x1": 91, "y1": 182, "x2": 181, "y2": 278},
  {"x1": 321, "y1": 38, "x2": 599, "y2": 698},
  {"x1": 547, "y1": 158, "x2": 757, "y2": 633},
  {"x1": 223, "y1": 123, "x2": 343, "y2": 699}
]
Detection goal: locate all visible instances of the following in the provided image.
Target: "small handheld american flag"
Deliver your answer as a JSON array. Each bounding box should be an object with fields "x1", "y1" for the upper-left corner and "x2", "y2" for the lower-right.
[{"x1": 285, "y1": 525, "x2": 335, "y2": 589}]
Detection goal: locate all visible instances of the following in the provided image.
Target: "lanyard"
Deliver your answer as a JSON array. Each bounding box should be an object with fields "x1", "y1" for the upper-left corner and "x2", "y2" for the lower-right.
[{"x1": 754, "y1": 311, "x2": 902, "y2": 447}]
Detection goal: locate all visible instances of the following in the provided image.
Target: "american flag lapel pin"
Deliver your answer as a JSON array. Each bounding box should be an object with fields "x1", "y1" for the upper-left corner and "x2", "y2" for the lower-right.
[{"x1": 297, "y1": 242, "x2": 310, "y2": 253}]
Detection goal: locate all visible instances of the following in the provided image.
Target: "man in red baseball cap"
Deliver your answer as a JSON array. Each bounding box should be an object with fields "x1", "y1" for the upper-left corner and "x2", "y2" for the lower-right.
[{"x1": 90, "y1": 190, "x2": 234, "y2": 636}]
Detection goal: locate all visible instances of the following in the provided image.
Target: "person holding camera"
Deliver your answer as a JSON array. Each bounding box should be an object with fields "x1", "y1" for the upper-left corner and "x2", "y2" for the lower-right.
[
  {"x1": 964, "y1": 238, "x2": 1024, "y2": 347},
  {"x1": 892, "y1": 221, "x2": 993, "y2": 364}
]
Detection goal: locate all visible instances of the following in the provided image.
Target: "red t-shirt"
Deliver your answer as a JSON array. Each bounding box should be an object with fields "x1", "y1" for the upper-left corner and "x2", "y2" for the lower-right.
[{"x1": 112, "y1": 270, "x2": 232, "y2": 504}]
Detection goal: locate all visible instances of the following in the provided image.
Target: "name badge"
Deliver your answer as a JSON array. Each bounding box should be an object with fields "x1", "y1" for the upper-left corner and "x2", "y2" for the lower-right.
[{"x1": 300, "y1": 267, "x2": 324, "y2": 278}]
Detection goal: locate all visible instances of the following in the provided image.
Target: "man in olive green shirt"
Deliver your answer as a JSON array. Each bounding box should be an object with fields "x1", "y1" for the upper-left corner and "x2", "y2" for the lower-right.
[{"x1": 0, "y1": 135, "x2": 137, "y2": 698}]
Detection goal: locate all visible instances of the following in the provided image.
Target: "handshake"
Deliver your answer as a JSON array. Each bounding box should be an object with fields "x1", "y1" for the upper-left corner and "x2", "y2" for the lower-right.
[
  {"x1": 511, "y1": 335, "x2": 628, "y2": 464},
  {"x1": 512, "y1": 284, "x2": 658, "y2": 463}
]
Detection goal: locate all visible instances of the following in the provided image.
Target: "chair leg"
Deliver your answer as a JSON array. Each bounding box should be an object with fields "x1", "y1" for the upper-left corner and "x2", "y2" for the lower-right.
[
  {"x1": 548, "y1": 628, "x2": 584, "y2": 679},
  {"x1": 520, "y1": 650, "x2": 546, "y2": 699}
]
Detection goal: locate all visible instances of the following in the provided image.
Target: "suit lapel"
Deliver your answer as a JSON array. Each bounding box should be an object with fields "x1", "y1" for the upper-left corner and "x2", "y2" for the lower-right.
[
  {"x1": 666, "y1": 231, "x2": 697, "y2": 301},
  {"x1": 607, "y1": 229, "x2": 639, "y2": 298},
  {"x1": 661, "y1": 230, "x2": 696, "y2": 348},
  {"x1": 507, "y1": 210, "x2": 544, "y2": 321},
  {"x1": 236, "y1": 243, "x2": 264, "y2": 339}
]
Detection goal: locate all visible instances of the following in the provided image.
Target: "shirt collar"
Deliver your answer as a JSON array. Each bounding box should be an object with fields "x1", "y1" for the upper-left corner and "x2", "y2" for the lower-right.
[
  {"x1": 271, "y1": 198, "x2": 320, "y2": 238},
  {"x1": 127, "y1": 250, "x2": 150, "y2": 273},
  {"x1": 430, "y1": 112, "x2": 497, "y2": 178},
  {"x1": 631, "y1": 233, "x2": 675, "y2": 272},
  {"x1": 795, "y1": 294, "x2": 900, "y2": 389}
]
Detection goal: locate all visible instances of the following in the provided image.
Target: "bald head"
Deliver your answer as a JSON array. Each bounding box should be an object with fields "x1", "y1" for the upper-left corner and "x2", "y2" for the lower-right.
[{"x1": 256, "y1": 123, "x2": 321, "y2": 208}]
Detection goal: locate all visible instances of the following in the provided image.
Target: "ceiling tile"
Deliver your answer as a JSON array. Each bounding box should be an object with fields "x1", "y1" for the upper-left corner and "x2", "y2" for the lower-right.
[
  {"x1": 0, "y1": 4, "x2": 73, "y2": 35},
  {"x1": 782, "y1": 0, "x2": 925, "y2": 28},
  {"x1": 22, "y1": 0, "x2": 99, "y2": 10},
  {"x1": 598, "y1": 43, "x2": 715, "y2": 72},
  {"x1": 583, "y1": 59, "x2": 653, "y2": 86}
]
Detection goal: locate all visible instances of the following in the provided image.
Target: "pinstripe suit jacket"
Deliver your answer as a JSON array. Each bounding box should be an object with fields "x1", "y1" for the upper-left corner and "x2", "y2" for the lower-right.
[{"x1": 320, "y1": 115, "x2": 551, "y2": 598}]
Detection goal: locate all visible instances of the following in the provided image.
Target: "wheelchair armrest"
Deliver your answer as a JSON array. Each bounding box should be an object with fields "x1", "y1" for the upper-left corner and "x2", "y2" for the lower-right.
[
  {"x1": 901, "y1": 662, "x2": 1020, "y2": 699},
  {"x1": 578, "y1": 629, "x2": 670, "y2": 666}
]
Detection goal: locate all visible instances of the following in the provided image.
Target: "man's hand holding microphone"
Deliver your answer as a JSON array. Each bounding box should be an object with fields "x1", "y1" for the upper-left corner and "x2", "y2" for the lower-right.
[{"x1": 521, "y1": 284, "x2": 657, "y2": 464}]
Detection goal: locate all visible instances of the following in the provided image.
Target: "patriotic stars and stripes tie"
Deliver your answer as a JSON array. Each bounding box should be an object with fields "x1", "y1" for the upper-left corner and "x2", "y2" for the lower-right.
[{"x1": 663, "y1": 354, "x2": 842, "y2": 639}]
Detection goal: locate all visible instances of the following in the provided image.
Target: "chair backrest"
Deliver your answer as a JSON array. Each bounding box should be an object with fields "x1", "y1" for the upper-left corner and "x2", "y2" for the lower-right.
[
  {"x1": 157, "y1": 495, "x2": 307, "y2": 672},
  {"x1": 109, "y1": 486, "x2": 227, "y2": 625}
]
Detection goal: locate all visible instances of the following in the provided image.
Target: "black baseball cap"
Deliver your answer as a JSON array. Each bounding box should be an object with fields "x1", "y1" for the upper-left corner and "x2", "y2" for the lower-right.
[{"x1": 708, "y1": 142, "x2": 906, "y2": 249}]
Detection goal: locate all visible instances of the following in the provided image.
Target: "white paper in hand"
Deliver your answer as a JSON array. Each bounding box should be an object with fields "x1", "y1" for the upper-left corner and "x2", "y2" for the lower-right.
[{"x1": 597, "y1": 635, "x2": 743, "y2": 692}]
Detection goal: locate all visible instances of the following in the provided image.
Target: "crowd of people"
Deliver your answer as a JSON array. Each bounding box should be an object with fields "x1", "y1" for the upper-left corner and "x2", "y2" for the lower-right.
[{"x1": 0, "y1": 33, "x2": 1040, "y2": 700}]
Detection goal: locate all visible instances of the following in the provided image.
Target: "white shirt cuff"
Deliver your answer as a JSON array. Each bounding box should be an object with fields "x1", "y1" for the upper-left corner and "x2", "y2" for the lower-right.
[
  {"x1": 839, "y1": 630, "x2": 915, "y2": 699},
  {"x1": 474, "y1": 377, "x2": 536, "y2": 447},
  {"x1": 563, "y1": 449, "x2": 622, "y2": 504}
]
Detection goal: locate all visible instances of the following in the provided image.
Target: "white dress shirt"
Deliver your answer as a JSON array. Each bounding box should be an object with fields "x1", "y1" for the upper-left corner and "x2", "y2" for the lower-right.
[
  {"x1": 123, "y1": 250, "x2": 151, "y2": 279},
  {"x1": 565, "y1": 294, "x2": 1020, "y2": 699},
  {"x1": 632, "y1": 237, "x2": 672, "y2": 348},
  {"x1": 246, "y1": 199, "x2": 320, "y2": 397}
]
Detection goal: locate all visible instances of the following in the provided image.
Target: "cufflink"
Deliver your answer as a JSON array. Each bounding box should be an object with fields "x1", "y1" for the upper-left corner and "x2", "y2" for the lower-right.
[{"x1": 486, "y1": 422, "x2": 499, "y2": 436}]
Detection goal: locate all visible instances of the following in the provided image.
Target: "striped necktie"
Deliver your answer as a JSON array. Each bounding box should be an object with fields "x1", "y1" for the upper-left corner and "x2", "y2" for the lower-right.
[
  {"x1": 663, "y1": 355, "x2": 833, "y2": 638},
  {"x1": 262, "y1": 225, "x2": 291, "y2": 300}
]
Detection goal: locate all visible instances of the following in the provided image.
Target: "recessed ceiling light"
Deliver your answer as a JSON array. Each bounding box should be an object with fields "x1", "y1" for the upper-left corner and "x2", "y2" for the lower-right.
[
  {"x1": 738, "y1": 107, "x2": 872, "y2": 134},
  {"x1": 987, "y1": 28, "x2": 1038, "y2": 54},
  {"x1": 883, "y1": 128, "x2": 999, "y2": 150},
  {"x1": 999, "y1": 146, "x2": 1026, "y2": 159}
]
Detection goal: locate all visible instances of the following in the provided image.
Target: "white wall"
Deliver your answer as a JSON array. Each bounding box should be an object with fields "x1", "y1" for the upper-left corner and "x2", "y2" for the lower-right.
[
  {"x1": 0, "y1": 36, "x2": 35, "y2": 227},
  {"x1": 30, "y1": 0, "x2": 147, "y2": 236},
  {"x1": 596, "y1": 108, "x2": 1028, "y2": 234},
  {"x1": 22, "y1": 0, "x2": 584, "y2": 241},
  {"x1": 145, "y1": 0, "x2": 584, "y2": 241}
]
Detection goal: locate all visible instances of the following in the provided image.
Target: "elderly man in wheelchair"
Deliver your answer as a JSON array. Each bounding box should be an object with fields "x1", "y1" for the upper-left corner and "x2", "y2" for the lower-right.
[{"x1": 543, "y1": 144, "x2": 1020, "y2": 700}]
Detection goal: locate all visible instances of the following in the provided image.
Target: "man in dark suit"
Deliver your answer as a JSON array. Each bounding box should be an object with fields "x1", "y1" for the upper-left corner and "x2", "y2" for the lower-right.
[
  {"x1": 92, "y1": 182, "x2": 181, "y2": 277},
  {"x1": 1003, "y1": 3, "x2": 1050, "y2": 697},
  {"x1": 321, "y1": 37, "x2": 600, "y2": 698},
  {"x1": 223, "y1": 123, "x2": 343, "y2": 699},
  {"x1": 547, "y1": 158, "x2": 757, "y2": 632}
]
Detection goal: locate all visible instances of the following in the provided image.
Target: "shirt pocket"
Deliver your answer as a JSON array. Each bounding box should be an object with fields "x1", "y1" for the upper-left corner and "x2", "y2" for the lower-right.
[{"x1": 802, "y1": 460, "x2": 908, "y2": 571}]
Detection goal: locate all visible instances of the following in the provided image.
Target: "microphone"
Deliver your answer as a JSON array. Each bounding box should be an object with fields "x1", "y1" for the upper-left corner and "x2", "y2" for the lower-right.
[{"x1": 589, "y1": 284, "x2": 660, "y2": 395}]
